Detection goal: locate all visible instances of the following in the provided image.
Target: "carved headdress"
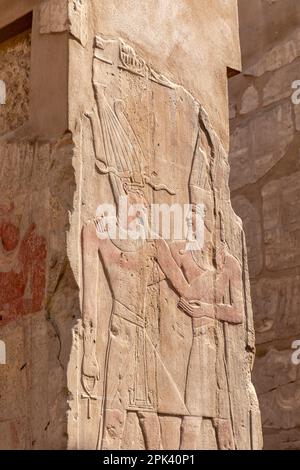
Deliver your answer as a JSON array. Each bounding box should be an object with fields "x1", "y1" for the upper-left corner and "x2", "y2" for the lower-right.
[
  {"x1": 87, "y1": 82, "x2": 175, "y2": 205},
  {"x1": 189, "y1": 130, "x2": 214, "y2": 231}
]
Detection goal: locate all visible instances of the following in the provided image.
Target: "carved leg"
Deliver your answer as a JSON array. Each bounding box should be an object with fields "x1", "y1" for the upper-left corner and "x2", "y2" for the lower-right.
[
  {"x1": 102, "y1": 409, "x2": 127, "y2": 450},
  {"x1": 180, "y1": 416, "x2": 202, "y2": 450},
  {"x1": 213, "y1": 418, "x2": 235, "y2": 450},
  {"x1": 137, "y1": 411, "x2": 163, "y2": 450},
  {"x1": 159, "y1": 416, "x2": 181, "y2": 450}
]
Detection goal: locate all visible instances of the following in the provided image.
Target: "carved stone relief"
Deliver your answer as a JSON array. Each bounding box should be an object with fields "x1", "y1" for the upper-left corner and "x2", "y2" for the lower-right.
[{"x1": 78, "y1": 36, "x2": 261, "y2": 450}]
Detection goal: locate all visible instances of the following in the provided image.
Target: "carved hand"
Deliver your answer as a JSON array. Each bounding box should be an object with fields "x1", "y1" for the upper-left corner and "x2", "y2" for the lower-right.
[
  {"x1": 83, "y1": 350, "x2": 100, "y2": 377},
  {"x1": 182, "y1": 280, "x2": 211, "y2": 303},
  {"x1": 178, "y1": 298, "x2": 214, "y2": 319},
  {"x1": 82, "y1": 351, "x2": 100, "y2": 395},
  {"x1": 216, "y1": 304, "x2": 243, "y2": 324},
  {"x1": 94, "y1": 217, "x2": 108, "y2": 236}
]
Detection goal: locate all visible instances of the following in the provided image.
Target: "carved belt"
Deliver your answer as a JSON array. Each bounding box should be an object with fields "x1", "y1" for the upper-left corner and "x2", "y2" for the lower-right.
[{"x1": 113, "y1": 301, "x2": 145, "y2": 328}]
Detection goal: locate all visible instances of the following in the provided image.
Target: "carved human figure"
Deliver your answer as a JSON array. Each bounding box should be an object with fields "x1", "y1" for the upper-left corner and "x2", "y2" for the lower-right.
[
  {"x1": 215, "y1": 212, "x2": 244, "y2": 325},
  {"x1": 82, "y1": 76, "x2": 245, "y2": 449},
  {"x1": 0, "y1": 203, "x2": 46, "y2": 325},
  {"x1": 172, "y1": 215, "x2": 243, "y2": 449},
  {"x1": 82, "y1": 190, "x2": 198, "y2": 449},
  {"x1": 170, "y1": 136, "x2": 244, "y2": 449},
  {"x1": 82, "y1": 85, "x2": 199, "y2": 449}
]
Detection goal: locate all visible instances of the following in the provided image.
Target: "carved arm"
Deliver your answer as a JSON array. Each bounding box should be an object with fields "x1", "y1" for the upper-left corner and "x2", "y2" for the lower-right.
[
  {"x1": 155, "y1": 237, "x2": 191, "y2": 298},
  {"x1": 82, "y1": 222, "x2": 100, "y2": 385}
]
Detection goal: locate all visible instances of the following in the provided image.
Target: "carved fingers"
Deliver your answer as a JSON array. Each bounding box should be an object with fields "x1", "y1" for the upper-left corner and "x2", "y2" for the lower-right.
[
  {"x1": 178, "y1": 298, "x2": 214, "y2": 319},
  {"x1": 216, "y1": 304, "x2": 243, "y2": 324},
  {"x1": 82, "y1": 353, "x2": 100, "y2": 392}
]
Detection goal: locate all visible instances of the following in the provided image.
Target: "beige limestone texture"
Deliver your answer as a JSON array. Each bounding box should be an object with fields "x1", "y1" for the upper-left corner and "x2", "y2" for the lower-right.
[
  {"x1": 229, "y1": 0, "x2": 300, "y2": 450},
  {"x1": 0, "y1": 0, "x2": 262, "y2": 450},
  {"x1": 0, "y1": 31, "x2": 31, "y2": 134}
]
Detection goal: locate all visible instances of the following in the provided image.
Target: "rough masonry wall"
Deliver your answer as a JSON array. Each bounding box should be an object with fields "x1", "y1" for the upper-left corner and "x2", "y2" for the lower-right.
[
  {"x1": 229, "y1": 0, "x2": 300, "y2": 450},
  {"x1": 0, "y1": 31, "x2": 31, "y2": 134},
  {"x1": 0, "y1": 137, "x2": 75, "y2": 449},
  {"x1": 0, "y1": 1, "x2": 76, "y2": 450}
]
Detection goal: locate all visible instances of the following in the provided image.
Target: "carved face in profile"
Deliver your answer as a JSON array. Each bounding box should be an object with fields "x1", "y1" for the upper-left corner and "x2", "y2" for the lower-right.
[
  {"x1": 125, "y1": 191, "x2": 149, "y2": 239},
  {"x1": 95, "y1": 190, "x2": 149, "y2": 241},
  {"x1": 186, "y1": 204, "x2": 205, "y2": 235},
  {"x1": 187, "y1": 223, "x2": 214, "y2": 271},
  {"x1": 196, "y1": 240, "x2": 214, "y2": 271}
]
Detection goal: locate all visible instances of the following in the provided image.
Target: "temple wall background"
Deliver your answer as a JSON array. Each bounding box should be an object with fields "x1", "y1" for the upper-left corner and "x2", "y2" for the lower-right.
[
  {"x1": 229, "y1": 0, "x2": 300, "y2": 450},
  {"x1": 0, "y1": 1, "x2": 75, "y2": 450}
]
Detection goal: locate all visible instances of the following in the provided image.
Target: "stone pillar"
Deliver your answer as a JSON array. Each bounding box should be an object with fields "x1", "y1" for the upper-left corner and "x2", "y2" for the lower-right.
[
  {"x1": 0, "y1": 0, "x2": 262, "y2": 450},
  {"x1": 229, "y1": 0, "x2": 300, "y2": 451}
]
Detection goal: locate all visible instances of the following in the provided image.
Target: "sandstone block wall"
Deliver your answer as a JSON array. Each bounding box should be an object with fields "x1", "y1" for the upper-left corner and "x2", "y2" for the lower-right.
[{"x1": 229, "y1": 0, "x2": 300, "y2": 450}]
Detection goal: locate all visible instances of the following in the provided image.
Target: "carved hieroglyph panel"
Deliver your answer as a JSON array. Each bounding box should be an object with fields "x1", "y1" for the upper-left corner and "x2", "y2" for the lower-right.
[
  {"x1": 244, "y1": 30, "x2": 300, "y2": 77},
  {"x1": 229, "y1": 102, "x2": 294, "y2": 191},
  {"x1": 253, "y1": 348, "x2": 300, "y2": 443},
  {"x1": 0, "y1": 31, "x2": 31, "y2": 135},
  {"x1": 77, "y1": 36, "x2": 262, "y2": 450},
  {"x1": 69, "y1": 0, "x2": 88, "y2": 45},
  {"x1": 262, "y1": 172, "x2": 300, "y2": 271},
  {"x1": 252, "y1": 275, "x2": 300, "y2": 345}
]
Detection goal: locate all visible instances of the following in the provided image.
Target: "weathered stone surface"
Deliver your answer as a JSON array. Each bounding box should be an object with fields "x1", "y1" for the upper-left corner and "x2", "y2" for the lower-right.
[
  {"x1": 240, "y1": 85, "x2": 259, "y2": 115},
  {"x1": 40, "y1": 0, "x2": 68, "y2": 34},
  {"x1": 232, "y1": 195, "x2": 263, "y2": 277},
  {"x1": 230, "y1": 101, "x2": 294, "y2": 190},
  {"x1": 263, "y1": 58, "x2": 300, "y2": 107},
  {"x1": 253, "y1": 349, "x2": 300, "y2": 439},
  {"x1": 0, "y1": 0, "x2": 262, "y2": 450},
  {"x1": 244, "y1": 30, "x2": 300, "y2": 77},
  {"x1": 262, "y1": 172, "x2": 300, "y2": 271},
  {"x1": 0, "y1": 0, "x2": 74, "y2": 450},
  {"x1": 229, "y1": 0, "x2": 300, "y2": 450},
  {"x1": 252, "y1": 275, "x2": 300, "y2": 345},
  {"x1": 0, "y1": 31, "x2": 31, "y2": 135}
]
